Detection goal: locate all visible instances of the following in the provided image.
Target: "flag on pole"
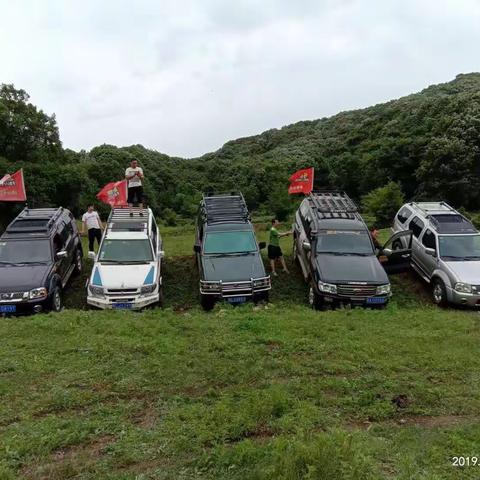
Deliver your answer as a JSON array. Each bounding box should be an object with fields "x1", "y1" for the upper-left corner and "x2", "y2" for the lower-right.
[
  {"x1": 288, "y1": 167, "x2": 314, "y2": 195},
  {"x1": 96, "y1": 180, "x2": 128, "y2": 207},
  {"x1": 0, "y1": 168, "x2": 27, "y2": 202}
]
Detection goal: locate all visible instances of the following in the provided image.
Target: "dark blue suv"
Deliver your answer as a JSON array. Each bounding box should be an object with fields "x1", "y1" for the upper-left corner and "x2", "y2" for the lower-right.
[{"x1": 0, "y1": 207, "x2": 83, "y2": 314}]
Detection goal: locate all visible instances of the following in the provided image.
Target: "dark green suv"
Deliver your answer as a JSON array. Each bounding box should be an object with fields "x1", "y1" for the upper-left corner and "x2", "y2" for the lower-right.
[{"x1": 194, "y1": 193, "x2": 270, "y2": 310}]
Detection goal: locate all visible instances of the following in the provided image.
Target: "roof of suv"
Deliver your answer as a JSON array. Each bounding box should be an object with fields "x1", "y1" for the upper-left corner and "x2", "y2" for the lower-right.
[
  {"x1": 2, "y1": 207, "x2": 69, "y2": 240},
  {"x1": 407, "y1": 202, "x2": 477, "y2": 234},
  {"x1": 200, "y1": 193, "x2": 252, "y2": 231},
  {"x1": 104, "y1": 208, "x2": 153, "y2": 240}
]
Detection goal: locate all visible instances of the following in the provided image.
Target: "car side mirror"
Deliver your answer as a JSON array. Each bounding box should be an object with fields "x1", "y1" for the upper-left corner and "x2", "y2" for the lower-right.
[
  {"x1": 193, "y1": 244, "x2": 201, "y2": 254},
  {"x1": 56, "y1": 250, "x2": 67, "y2": 259},
  {"x1": 382, "y1": 248, "x2": 393, "y2": 256},
  {"x1": 88, "y1": 251, "x2": 96, "y2": 260},
  {"x1": 302, "y1": 241, "x2": 311, "y2": 252},
  {"x1": 158, "y1": 250, "x2": 165, "y2": 258},
  {"x1": 425, "y1": 248, "x2": 436, "y2": 257},
  {"x1": 259, "y1": 241, "x2": 266, "y2": 250}
]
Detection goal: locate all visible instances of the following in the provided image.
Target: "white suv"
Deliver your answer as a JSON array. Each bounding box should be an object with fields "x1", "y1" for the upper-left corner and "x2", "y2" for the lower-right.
[{"x1": 86, "y1": 207, "x2": 164, "y2": 310}]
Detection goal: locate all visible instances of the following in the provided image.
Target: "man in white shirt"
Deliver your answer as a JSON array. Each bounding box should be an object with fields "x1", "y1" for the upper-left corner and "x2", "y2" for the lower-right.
[
  {"x1": 125, "y1": 159, "x2": 144, "y2": 217},
  {"x1": 81, "y1": 205, "x2": 104, "y2": 253}
]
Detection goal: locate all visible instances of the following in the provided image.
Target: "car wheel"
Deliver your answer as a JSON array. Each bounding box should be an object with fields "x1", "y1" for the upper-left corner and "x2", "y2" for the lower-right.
[
  {"x1": 201, "y1": 294, "x2": 216, "y2": 311},
  {"x1": 157, "y1": 285, "x2": 164, "y2": 307},
  {"x1": 308, "y1": 286, "x2": 323, "y2": 310},
  {"x1": 73, "y1": 249, "x2": 83, "y2": 274},
  {"x1": 254, "y1": 291, "x2": 269, "y2": 304},
  {"x1": 432, "y1": 279, "x2": 448, "y2": 307},
  {"x1": 50, "y1": 286, "x2": 63, "y2": 312}
]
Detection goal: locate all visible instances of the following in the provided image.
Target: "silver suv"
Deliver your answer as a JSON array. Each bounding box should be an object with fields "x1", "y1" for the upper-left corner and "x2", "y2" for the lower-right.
[{"x1": 392, "y1": 202, "x2": 480, "y2": 307}]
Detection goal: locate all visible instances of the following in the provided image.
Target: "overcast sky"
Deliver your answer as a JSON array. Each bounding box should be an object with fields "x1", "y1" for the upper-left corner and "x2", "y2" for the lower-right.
[{"x1": 1, "y1": 0, "x2": 479, "y2": 158}]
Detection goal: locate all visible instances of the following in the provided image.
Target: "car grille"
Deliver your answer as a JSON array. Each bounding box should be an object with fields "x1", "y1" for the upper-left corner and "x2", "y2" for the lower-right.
[
  {"x1": 106, "y1": 288, "x2": 138, "y2": 294},
  {"x1": 0, "y1": 292, "x2": 25, "y2": 302},
  {"x1": 337, "y1": 284, "x2": 377, "y2": 297}
]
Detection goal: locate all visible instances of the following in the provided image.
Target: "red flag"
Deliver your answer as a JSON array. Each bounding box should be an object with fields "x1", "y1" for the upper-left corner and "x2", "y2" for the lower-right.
[
  {"x1": 0, "y1": 169, "x2": 27, "y2": 202},
  {"x1": 288, "y1": 167, "x2": 314, "y2": 195},
  {"x1": 96, "y1": 180, "x2": 128, "y2": 207}
]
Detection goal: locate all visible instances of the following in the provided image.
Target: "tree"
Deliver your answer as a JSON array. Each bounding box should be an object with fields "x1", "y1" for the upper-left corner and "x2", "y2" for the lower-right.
[{"x1": 361, "y1": 182, "x2": 405, "y2": 228}]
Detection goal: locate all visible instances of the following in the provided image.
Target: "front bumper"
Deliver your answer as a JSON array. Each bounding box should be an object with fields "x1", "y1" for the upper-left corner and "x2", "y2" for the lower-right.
[
  {"x1": 200, "y1": 276, "x2": 271, "y2": 301},
  {"x1": 0, "y1": 297, "x2": 50, "y2": 315},
  {"x1": 446, "y1": 285, "x2": 480, "y2": 307},
  {"x1": 320, "y1": 292, "x2": 390, "y2": 307},
  {"x1": 87, "y1": 293, "x2": 159, "y2": 310}
]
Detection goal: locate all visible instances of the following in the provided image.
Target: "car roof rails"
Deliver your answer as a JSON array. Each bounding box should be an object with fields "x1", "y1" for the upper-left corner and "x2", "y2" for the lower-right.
[
  {"x1": 410, "y1": 201, "x2": 457, "y2": 215},
  {"x1": 5, "y1": 207, "x2": 64, "y2": 234},
  {"x1": 308, "y1": 191, "x2": 359, "y2": 220},
  {"x1": 201, "y1": 192, "x2": 250, "y2": 225},
  {"x1": 106, "y1": 207, "x2": 149, "y2": 232}
]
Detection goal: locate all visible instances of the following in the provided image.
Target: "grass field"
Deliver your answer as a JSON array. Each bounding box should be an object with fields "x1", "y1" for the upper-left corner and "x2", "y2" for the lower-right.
[{"x1": 1, "y1": 224, "x2": 480, "y2": 479}]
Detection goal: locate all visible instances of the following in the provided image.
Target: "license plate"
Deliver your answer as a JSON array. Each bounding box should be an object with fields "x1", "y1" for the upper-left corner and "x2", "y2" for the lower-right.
[
  {"x1": 0, "y1": 305, "x2": 16, "y2": 313},
  {"x1": 366, "y1": 297, "x2": 387, "y2": 305},
  {"x1": 227, "y1": 296, "x2": 247, "y2": 304},
  {"x1": 112, "y1": 302, "x2": 133, "y2": 309}
]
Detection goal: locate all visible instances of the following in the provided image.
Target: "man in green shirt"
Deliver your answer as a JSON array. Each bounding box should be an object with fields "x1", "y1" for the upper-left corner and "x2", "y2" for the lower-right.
[{"x1": 268, "y1": 218, "x2": 291, "y2": 276}]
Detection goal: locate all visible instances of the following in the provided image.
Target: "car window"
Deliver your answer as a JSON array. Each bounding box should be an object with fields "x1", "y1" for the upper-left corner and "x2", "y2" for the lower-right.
[
  {"x1": 204, "y1": 231, "x2": 257, "y2": 254},
  {"x1": 408, "y1": 216, "x2": 425, "y2": 238},
  {"x1": 316, "y1": 231, "x2": 374, "y2": 255},
  {"x1": 0, "y1": 240, "x2": 52, "y2": 263},
  {"x1": 99, "y1": 239, "x2": 154, "y2": 262},
  {"x1": 422, "y1": 229, "x2": 436, "y2": 250},
  {"x1": 397, "y1": 206, "x2": 412, "y2": 224},
  {"x1": 53, "y1": 233, "x2": 64, "y2": 253},
  {"x1": 438, "y1": 235, "x2": 480, "y2": 259}
]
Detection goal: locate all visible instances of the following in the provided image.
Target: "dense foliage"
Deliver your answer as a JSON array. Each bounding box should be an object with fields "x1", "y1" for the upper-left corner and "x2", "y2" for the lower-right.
[{"x1": 1, "y1": 73, "x2": 480, "y2": 228}]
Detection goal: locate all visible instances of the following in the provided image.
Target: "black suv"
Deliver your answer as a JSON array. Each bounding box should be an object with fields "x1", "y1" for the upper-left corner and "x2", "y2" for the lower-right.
[
  {"x1": 194, "y1": 192, "x2": 271, "y2": 310},
  {"x1": 0, "y1": 207, "x2": 83, "y2": 314},
  {"x1": 293, "y1": 191, "x2": 412, "y2": 309}
]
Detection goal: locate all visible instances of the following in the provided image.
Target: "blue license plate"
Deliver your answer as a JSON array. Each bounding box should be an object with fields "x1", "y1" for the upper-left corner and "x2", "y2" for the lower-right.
[
  {"x1": 112, "y1": 302, "x2": 133, "y2": 309},
  {"x1": 366, "y1": 297, "x2": 387, "y2": 305},
  {"x1": 0, "y1": 305, "x2": 16, "y2": 313},
  {"x1": 227, "y1": 296, "x2": 247, "y2": 304}
]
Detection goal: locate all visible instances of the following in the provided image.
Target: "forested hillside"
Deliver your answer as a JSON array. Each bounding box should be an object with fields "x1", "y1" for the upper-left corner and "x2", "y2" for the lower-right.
[{"x1": 1, "y1": 73, "x2": 479, "y2": 226}]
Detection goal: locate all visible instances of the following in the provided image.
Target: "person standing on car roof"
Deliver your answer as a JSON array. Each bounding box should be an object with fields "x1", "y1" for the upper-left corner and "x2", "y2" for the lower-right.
[
  {"x1": 81, "y1": 204, "x2": 104, "y2": 253},
  {"x1": 268, "y1": 218, "x2": 291, "y2": 276},
  {"x1": 125, "y1": 159, "x2": 144, "y2": 217}
]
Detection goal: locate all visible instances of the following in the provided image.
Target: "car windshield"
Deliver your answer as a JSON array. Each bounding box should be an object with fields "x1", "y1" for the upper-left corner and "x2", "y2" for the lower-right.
[
  {"x1": 316, "y1": 230, "x2": 374, "y2": 255},
  {"x1": 438, "y1": 235, "x2": 480, "y2": 259},
  {"x1": 204, "y1": 231, "x2": 257, "y2": 254},
  {"x1": 98, "y1": 239, "x2": 153, "y2": 263},
  {"x1": 0, "y1": 240, "x2": 51, "y2": 263}
]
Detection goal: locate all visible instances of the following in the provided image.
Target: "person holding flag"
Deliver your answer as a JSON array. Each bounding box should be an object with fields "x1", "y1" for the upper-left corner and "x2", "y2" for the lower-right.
[
  {"x1": 125, "y1": 159, "x2": 144, "y2": 217},
  {"x1": 268, "y1": 218, "x2": 291, "y2": 276}
]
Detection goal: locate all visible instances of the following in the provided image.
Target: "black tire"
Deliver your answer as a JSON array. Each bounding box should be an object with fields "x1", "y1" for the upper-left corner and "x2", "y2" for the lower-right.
[
  {"x1": 254, "y1": 291, "x2": 269, "y2": 304},
  {"x1": 73, "y1": 248, "x2": 83, "y2": 275},
  {"x1": 432, "y1": 278, "x2": 448, "y2": 307},
  {"x1": 50, "y1": 285, "x2": 63, "y2": 312},
  {"x1": 308, "y1": 285, "x2": 323, "y2": 311},
  {"x1": 201, "y1": 294, "x2": 216, "y2": 311},
  {"x1": 157, "y1": 285, "x2": 164, "y2": 308}
]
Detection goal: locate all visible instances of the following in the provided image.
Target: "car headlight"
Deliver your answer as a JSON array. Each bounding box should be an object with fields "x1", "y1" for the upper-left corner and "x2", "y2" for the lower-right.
[
  {"x1": 88, "y1": 285, "x2": 105, "y2": 296},
  {"x1": 203, "y1": 282, "x2": 221, "y2": 291},
  {"x1": 318, "y1": 281, "x2": 337, "y2": 294},
  {"x1": 141, "y1": 283, "x2": 157, "y2": 294},
  {"x1": 254, "y1": 278, "x2": 270, "y2": 287},
  {"x1": 29, "y1": 287, "x2": 48, "y2": 299},
  {"x1": 455, "y1": 282, "x2": 472, "y2": 294},
  {"x1": 376, "y1": 284, "x2": 391, "y2": 295}
]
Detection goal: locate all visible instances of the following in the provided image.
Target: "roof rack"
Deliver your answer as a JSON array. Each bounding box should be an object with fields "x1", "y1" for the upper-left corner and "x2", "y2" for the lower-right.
[
  {"x1": 106, "y1": 207, "x2": 150, "y2": 233},
  {"x1": 410, "y1": 202, "x2": 456, "y2": 215},
  {"x1": 308, "y1": 191, "x2": 358, "y2": 220},
  {"x1": 5, "y1": 207, "x2": 64, "y2": 234},
  {"x1": 201, "y1": 192, "x2": 250, "y2": 225}
]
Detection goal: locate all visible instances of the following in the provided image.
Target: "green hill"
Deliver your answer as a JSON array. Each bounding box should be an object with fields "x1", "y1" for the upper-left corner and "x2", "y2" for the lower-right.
[{"x1": 1, "y1": 73, "x2": 480, "y2": 225}]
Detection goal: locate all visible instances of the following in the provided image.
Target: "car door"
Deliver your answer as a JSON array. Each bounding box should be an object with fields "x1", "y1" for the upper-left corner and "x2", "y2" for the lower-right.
[
  {"x1": 52, "y1": 232, "x2": 70, "y2": 283},
  {"x1": 294, "y1": 201, "x2": 311, "y2": 279},
  {"x1": 417, "y1": 228, "x2": 438, "y2": 277},
  {"x1": 377, "y1": 230, "x2": 413, "y2": 274}
]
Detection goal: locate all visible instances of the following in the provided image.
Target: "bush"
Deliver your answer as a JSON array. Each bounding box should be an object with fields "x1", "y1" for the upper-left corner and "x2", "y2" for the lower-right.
[
  {"x1": 361, "y1": 182, "x2": 405, "y2": 228},
  {"x1": 161, "y1": 207, "x2": 178, "y2": 226}
]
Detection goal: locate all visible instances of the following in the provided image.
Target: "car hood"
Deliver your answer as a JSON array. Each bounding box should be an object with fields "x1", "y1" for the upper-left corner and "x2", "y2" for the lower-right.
[
  {"x1": 315, "y1": 254, "x2": 389, "y2": 284},
  {"x1": 91, "y1": 262, "x2": 157, "y2": 289},
  {"x1": 202, "y1": 253, "x2": 266, "y2": 281},
  {"x1": 0, "y1": 264, "x2": 51, "y2": 292},
  {"x1": 444, "y1": 260, "x2": 480, "y2": 284}
]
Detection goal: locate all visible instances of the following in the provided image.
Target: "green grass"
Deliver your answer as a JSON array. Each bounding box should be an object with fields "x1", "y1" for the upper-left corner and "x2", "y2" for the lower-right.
[{"x1": 1, "y1": 224, "x2": 480, "y2": 479}]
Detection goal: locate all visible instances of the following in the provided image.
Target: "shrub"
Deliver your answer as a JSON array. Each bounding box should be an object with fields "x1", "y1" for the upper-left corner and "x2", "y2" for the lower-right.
[{"x1": 361, "y1": 182, "x2": 405, "y2": 228}]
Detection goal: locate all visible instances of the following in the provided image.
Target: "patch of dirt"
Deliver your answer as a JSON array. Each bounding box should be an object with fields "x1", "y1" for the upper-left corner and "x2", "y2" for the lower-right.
[
  {"x1": 130, "y1": 402, "x2": 157, "y2": 429},
  {"x1": 264, "y1": 340, "x2": 282, "y2": 352},
  {"x1": 21, "y1": 435, "x2": 115, "y2": 479},
  {"x1": 224, "y1": 424, "x2": 276, "y2": 444}
]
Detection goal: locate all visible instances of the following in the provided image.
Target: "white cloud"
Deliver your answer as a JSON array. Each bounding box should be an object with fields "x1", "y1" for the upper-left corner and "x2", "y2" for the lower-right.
[{"x1": 1, "y1": 0, "x2": 479, "y2": 157}]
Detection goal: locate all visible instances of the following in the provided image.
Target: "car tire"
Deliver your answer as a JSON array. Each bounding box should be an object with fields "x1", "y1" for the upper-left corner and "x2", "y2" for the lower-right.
[
  {"x1": 254, "y1": 291, "x2": 269, "y2": 304},
  {"x1": 157, "y1": 285, "x2": 164, "y2": 308},
  {"x1": 201, "y1": 294, "x2": 216, "y2": 311},
  {"x1": 50, "y1": 285, "x2": 63, "y2": 312},
  {"x1": 308, "y1": 286, "x2": 323, "y2": 311},
  {"x1": 73, "y1": 249, "x2": 83, "y2": 275},
  {"x1": 432, "y1": 278, "x2": 448, "y2": 307}
]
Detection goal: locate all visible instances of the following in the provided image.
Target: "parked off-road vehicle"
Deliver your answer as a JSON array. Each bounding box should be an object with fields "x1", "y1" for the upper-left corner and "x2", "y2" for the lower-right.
[
  {"x1": 87, "y1": 207, "x2": 164, "y2": 310},
  {"x1": 392, "y1": 201, "x2": 480, "y2": 307},
  {"x1": 194, "y1": 192, "x2": 270, "y2": 310},
  {"x1": 0, "y1": 207, "x2": 83, "y2": 314},
  {"x1": 293, "y1": 191, "x2": 412, "y2": 309}
]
